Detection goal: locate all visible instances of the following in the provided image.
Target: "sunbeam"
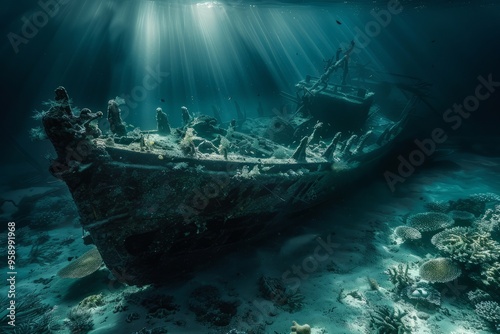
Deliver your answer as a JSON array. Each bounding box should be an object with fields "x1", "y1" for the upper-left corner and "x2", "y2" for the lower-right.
[{"x1": 9, "y1": 0, "x2": 411, "y2": 129}]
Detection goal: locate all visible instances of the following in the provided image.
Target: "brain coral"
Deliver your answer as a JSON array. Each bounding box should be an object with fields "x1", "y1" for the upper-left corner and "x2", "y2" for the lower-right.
[
  {"x1": 419, "y1": 258, "x2": 461, "y2": 283},
  {"x1": 430, "y1": 227, "x2": 500, "y2": 265},
  {"x1": 407, "y1": 212, "x2": 454, "y2": 232},
  {"x1": 394, "y1": 226, "x2": 422, "y2": 241}
]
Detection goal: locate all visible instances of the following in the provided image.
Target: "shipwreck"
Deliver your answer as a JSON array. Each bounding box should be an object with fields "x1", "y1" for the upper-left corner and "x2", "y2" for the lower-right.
[{"x1": 40, "y1": 53, "x2": 421, "y2": 285}]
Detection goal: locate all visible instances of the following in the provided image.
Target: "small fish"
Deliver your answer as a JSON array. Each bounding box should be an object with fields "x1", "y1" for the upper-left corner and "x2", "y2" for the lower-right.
[
  {"x1": 160, "y1": 98, "x2": 165, "y2": 102},
  {"x1": 336, "y1": 20, "x2": 342, "y2": 25},
  {"x1": 67, "y1": 257, "x2": 74, "y2": 261},
  {"x1": 431, "y1": 40, "x2": 436, "y2": 43}
]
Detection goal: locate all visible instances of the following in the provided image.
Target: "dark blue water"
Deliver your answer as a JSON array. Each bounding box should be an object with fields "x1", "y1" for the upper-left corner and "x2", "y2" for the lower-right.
[
  {"x1": 1, "y1": 1, "x2": 500, "y2": 333},
  {"x1": 2, "y1": 1, "x2": 499, "y2": 133}
]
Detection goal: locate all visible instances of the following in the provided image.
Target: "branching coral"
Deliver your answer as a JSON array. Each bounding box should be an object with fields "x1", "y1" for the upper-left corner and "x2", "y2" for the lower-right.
[
  {"x1": 480, "y1": 261, "x2": 500, "y2": 288},
  {"x1": 370, "y1": 306, "x2": 411, "y2": 334},
  {"x1": 27, "y1": 240, "x2": 62, "y2": 265},
  {"x1": 430, "y1": 228, "x2": 500, "y2": 265},
  {"x1": 467, "y1": 289, "x2": 491, "y2": 305},
  {"x1": 477, "y1": 204, "x2": 500, "y2": 237},
  {"x1": 467, "y1": 286, "x2": 500, "y2": 332},
  {"x1": 65, "y1": 306, "x2": 94, "y2": 334},
  {"x1": 386, "y1": 263, "x2": 414, "y2": 294},
  {"x1": 24, "y1": 233, "x2": 61, "y2": 265},
  {"x1": 474, "y1": 301, "x2": 500, "y2": 331},
  {"x1": 259, "y1": 276, "x2": 304, "y2": 313},
  {"x1": 0, "y1": 293, "x2": 53, "y2": 334}
]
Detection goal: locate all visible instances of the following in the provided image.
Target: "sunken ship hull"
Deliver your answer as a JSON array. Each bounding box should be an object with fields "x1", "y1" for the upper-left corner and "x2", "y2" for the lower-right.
[
  {"x1": 67, "y1": 147, "x2": 382, "y2": 285},
  {"x1": 42, "y1": 84, "x2": 415, "y2": 285}
]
